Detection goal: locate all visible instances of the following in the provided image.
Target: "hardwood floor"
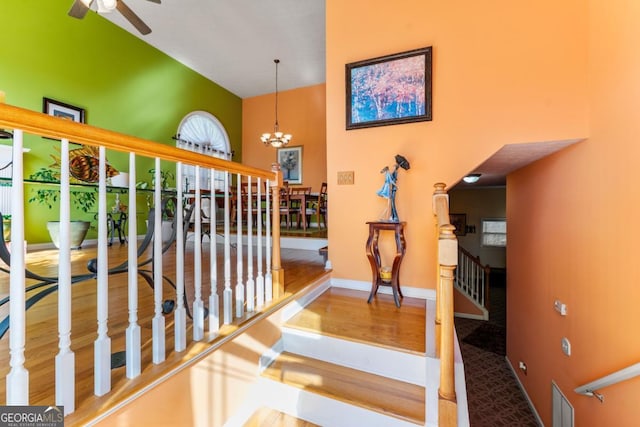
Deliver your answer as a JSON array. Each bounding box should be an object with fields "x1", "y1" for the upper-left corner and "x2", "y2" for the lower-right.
[
  {"x1": 286, "y1": 287, "x2": 426, "y2": 354},
  {"x1": 0, "y1": 240, "x2": 327, "y2": 423}
]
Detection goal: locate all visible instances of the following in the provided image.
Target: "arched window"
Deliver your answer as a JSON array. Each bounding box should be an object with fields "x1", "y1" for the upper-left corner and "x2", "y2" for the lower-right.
[{"x1": 176, "y1": 111, "x2": 232, "y2": 191}]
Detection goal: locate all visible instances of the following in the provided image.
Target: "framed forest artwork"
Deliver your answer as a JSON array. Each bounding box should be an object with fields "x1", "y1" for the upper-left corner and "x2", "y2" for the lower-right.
[{"x1": 346, "y1": 46, "x2": 432, "y2": 129}]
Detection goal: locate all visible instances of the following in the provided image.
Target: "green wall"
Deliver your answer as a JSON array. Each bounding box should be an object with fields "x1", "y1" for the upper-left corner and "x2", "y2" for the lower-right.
[{"x1": 0, "y1": 0, "x2": 242, "y2": 243}]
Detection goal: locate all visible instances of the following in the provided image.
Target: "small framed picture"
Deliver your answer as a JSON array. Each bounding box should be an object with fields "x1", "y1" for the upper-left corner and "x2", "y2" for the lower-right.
[
  {"x1": 449, "y1": 213, "x2": 467, "y2": 236},
  {"x1": 277, "y1": 146, "x2": 303, "y2": 185},
  {"x1": 43, "y1": 97, "x2": 85, "y2": 123}
]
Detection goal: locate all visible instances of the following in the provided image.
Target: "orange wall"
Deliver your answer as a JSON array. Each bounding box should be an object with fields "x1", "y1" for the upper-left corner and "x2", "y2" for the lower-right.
[
  {"x1": 326, "y1": 0, "x2": 587, "y2": 290},
  {"x1": 242, "y1": 84, "x2": 327, "y2": 192},
  {"x1": 507, "y1": 0, "x2": 640, "y2": 425}
]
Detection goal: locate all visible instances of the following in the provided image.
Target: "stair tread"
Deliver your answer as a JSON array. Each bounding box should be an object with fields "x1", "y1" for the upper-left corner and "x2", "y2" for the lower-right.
[
  {"x1": 243, "y1": 407, "x2": 319, "y2": 427},
  {"x1": 262, "y1": 351, "x2": 425, "y2": 424},
  {"x1": 285, "y1": 287, "x2": 426, "y2": 355}
]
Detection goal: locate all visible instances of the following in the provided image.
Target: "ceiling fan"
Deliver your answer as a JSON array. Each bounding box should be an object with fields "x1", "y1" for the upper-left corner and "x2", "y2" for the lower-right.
[{"x1": 68, "y1": 0, "x2": 160, "y2": 35}]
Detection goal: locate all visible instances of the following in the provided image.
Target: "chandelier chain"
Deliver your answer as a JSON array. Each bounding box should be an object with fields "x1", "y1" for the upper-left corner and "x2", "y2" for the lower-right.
[{"x1": 260, "y1": 58, "x2": 292, "y2": 148}]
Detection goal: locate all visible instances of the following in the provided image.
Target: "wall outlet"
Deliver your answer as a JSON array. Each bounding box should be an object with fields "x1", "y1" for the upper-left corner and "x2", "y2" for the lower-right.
[
  {"x1": 518, "y1": 361, "x2": 528, "y2": 375},
  {"x1": 337, "y1": 171, "x2": 354, "y2": 185}
]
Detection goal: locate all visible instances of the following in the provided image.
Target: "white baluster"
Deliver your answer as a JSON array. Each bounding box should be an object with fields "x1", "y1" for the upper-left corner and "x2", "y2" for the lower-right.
[
  {"x1": 256, "y1": 178, "x2": 264, "y2": 308},
  {"x1": 265, "y1": 179, "x2": 273, "y2": 303},
  {"x1": 209, "y1": 168, "x2": 219, "y2": 332},
  {"x1": 235, "y1": 175, "x2": 244, "y2": 318},
  {"x1": 223, "y1": 172, "x2": 232, "y2": 324},
  {"x1": 95, "y1": 145, "x2": 111, "y2": 396},
  {"x1": 246, "y1": 176, "x2": 255, "y2": 313},
  {"x1": 6, "y1": 129, "x2": 28, "y2": 405},
  {"x1": 193, "y1": 166, "x2": 204, "y2": 341},
  {"x1": 175, "y1": 162, "x2": 187, "y2": 351},
  {"x1": 126, "y1": 153, "x2": 141, "y2": 377},
  {"x1": 152, "y1": 159, "x2": 165, "y2": 364},
  {"x1": 55, "y1": 138, "x2": 75, "y2": 413}
]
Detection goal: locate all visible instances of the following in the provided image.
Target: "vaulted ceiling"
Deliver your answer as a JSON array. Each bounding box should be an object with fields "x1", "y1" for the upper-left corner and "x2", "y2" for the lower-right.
[{"x1": 95, "y1": 0, "x2": 326, "y2": 98}]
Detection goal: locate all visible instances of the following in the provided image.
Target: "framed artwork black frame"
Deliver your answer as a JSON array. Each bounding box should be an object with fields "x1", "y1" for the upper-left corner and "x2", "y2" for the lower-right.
[{"x1": 346, "y1": 46, "x2": 432, "y2": 130}]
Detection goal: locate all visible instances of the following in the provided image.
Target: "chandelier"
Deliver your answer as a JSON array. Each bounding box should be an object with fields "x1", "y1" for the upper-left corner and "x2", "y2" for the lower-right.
[{"x1": 261, "y1": 59, "x2": 292, "y2": 148}]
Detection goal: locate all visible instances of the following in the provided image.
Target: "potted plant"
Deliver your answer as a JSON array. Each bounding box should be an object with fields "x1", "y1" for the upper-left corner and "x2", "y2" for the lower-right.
[{"x1": 28, "y1": 167, "x2": 97, "y2": 249}]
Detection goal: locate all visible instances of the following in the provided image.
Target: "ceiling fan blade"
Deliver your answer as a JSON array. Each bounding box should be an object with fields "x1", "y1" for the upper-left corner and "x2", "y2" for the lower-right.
[
  {"x1": 68, "y1": 0, "x2": 91, "y2": 19},
  {"x1": 116, "y1": 0, "x2": 152, "y2": 35},
  {"x1": 145, "y1": 0, "x2": 161, "y2": 3}
]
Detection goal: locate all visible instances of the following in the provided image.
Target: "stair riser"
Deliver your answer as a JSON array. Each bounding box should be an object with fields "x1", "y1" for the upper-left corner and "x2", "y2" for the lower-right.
[
  {"x1": 281, "y1": 328, "x2": 426, "y2": 386},
  {"x1": 256, "y1": 377, "x2": 423, "y2": 427}
]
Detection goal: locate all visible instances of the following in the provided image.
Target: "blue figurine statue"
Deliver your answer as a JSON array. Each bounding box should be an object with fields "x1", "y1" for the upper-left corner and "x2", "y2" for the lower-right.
[{"x1": 376, "y1": 154, "x2": 410, "y2": 222}]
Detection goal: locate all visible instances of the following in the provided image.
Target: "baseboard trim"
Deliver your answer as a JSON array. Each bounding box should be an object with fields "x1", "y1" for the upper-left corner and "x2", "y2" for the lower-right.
[
  {"x1": 330, "y1": 277, "x2": 436, "y2": 300},
  {"x1": 454, "y1": 312, "x2": 487, "y2": 321},
  {"x1": 505, "y1": 356, "x2": 544, "y2": 426}
]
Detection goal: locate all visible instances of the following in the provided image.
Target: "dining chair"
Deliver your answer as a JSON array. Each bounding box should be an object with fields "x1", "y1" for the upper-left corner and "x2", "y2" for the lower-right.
[
  {"x1": 289, "y1": 186, "x2": 312, "y2": 229},
  {"x1": 306, "y1": 182, "x2": 327, "y2": 228},
  {"x1": 279, "y1": 185, "x2": 299, "y2": 229}
]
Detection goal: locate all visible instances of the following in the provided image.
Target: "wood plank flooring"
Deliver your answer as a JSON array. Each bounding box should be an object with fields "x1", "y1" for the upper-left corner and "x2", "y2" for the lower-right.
[
  {"x1": 262, "y1": 351, "x2": 426, "y2": 425},
  {"x1": 0, "y1": 240, "x2": 327, "y2": 424},
  {"x1": 285, "y1": 287, "x2": 426, "y2": 355}
]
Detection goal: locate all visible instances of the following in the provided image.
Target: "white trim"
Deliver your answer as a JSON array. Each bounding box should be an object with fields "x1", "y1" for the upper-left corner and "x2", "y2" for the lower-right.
[
  {"x1": 281, "y1": 327, "x2": 426, "y2": 385},
  {"x1": 506, "y1": 356, "x2": 544, "y2": 426},
  {"x1": 454, "y1": 312, "x2": 487, "y2": 321},
  {"x1": 330, "y1": 277, "x2": 436, "y2": 300}
]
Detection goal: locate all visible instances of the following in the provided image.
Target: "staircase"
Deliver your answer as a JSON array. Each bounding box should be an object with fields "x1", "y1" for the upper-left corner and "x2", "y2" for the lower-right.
[{"x1": 234, "y1": 287, "x2": 432, "y2": 427}]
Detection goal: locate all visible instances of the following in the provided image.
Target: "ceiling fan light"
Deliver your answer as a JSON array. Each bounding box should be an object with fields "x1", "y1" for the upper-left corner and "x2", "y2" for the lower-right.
[{"x1": 97, "y1": 0, "x2": 116, "y2": 12}]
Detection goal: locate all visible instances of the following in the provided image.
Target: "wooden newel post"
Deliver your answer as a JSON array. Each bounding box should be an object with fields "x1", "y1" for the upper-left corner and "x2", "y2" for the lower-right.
[
  {"x1": 438, "y1": 223, "x2": 458, "y2": 426},
  {"x1": 270, "y1": 163, "x2": 284, "y2": 299},
  {"x1": 432, "y1": 182, "x2": 449, "y2": 354}
]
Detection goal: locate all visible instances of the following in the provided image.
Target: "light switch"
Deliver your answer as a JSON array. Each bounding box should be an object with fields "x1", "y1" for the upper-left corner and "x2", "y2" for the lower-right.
[{"x1": 337, "y1": 171, "x2": 354, "y2": 185}]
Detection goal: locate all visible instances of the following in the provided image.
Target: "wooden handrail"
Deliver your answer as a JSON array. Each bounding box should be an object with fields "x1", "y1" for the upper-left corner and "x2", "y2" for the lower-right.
[{"x1": 0, "y1": 103, "x2": 274, "y2": 181}]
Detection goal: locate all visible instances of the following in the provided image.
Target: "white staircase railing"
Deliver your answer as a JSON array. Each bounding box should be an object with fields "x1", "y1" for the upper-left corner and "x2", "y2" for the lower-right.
[
  {"x1": 0, "y1": 101, "x2": 283, "y2": 417},
  {"x1": 455, "y1": 246, "x2": 490, "y2": 312}
]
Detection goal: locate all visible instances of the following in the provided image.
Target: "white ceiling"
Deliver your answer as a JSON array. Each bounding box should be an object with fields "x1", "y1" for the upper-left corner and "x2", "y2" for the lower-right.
[{"x1": 100, "y1": 0, "x2": 326, "y2": 99}]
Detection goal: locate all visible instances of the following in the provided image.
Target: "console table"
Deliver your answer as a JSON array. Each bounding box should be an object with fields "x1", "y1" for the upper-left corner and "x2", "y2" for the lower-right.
[{"x1": 365, "y1": 221, "x2": 406, "y2": 307}]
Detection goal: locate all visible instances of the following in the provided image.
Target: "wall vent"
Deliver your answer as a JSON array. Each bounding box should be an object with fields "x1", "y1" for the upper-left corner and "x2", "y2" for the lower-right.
[{"x1": 552, "y1": 381, "x2": 574, "y2": 427}]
